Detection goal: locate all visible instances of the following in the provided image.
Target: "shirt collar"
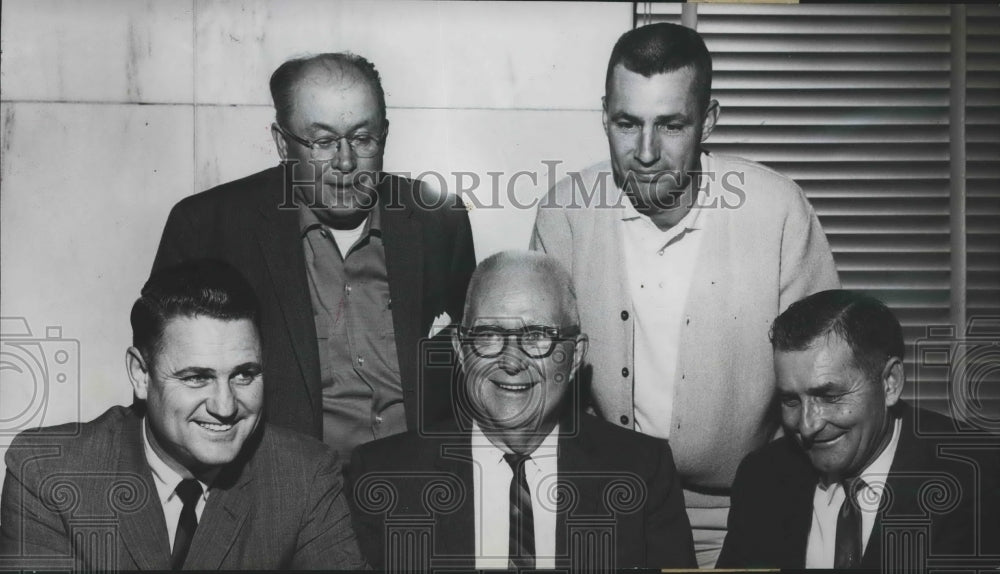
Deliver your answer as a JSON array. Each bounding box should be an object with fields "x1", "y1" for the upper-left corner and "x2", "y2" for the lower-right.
[
  {"x1": 470, "y1": 421, "x2": 560, "y2": 472},
  {"x1": 142, "y1": 420, "x2": 210, "y2": 506},
  {"x1": 298, "y1": 201, "x2": 380, "y2": 238},
  {"x1": 618, "y1": 151, "x2": 710, "y2": 232}
]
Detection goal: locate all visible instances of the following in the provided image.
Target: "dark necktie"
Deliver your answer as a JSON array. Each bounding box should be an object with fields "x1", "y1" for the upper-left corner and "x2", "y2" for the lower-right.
[
  {"x1": 504, "y1": 453, "x2": 535, "y2": 570},
  {"x1": 170, "y1": 479, "x2": 203, "y2": 570},
  {"x1": 834, "y1": 477, "x2": 867, "y2": 569}
]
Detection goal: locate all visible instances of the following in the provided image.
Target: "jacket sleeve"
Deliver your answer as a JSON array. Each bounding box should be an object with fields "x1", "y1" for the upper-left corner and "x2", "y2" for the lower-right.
[
  {"x1": 529, "y1": 189, "x2": 574, "y2": 276},
  {"x1": 778, "y1": 187, "x2": 840, "y2": 310},
  {"x1": 344, "y1": 447, "x2": 385, "y2": 571},
  {"x1": 290, "y1": 452, "x2": 367, "y2": 570},
  {"x1": 446, "y1": 194, "x2": 476, "y2": 324},
  {"x1": 645, "y1": 441, "x2": 697, "y2": 568},
  {"x1": 0, "y1": 442, "x2": 73, "y2": 566},
  {"x1": 151, "y1": 200, "x2": 201, "y2": 273},
  {"x1": 716, "y1": 455, "x2": 754, "y2": 568}
]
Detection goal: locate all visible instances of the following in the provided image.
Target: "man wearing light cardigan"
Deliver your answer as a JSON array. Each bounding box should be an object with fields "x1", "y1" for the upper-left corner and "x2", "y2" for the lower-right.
[{"x1": 531, "y1": 23, "x2": 839, "y2": 568}]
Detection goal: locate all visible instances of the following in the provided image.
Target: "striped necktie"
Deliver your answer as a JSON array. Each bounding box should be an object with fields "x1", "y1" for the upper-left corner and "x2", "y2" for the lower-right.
[{"x1": 504, "y1": 453, "x2": 535, "y2": 570}]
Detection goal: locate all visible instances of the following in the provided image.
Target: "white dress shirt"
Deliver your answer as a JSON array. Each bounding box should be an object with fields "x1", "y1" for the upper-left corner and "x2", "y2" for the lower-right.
[
  {"x1": 471, "y1": 422, "x2": 559, "y2": 569},
  {"x1": 142, "y1": 422, "x2": 210, "y2": 551},
  {"x1": 621, "y1": 193, "x2": 707, "y2": 439},
  {"x1": 805, "y1": 416, "x2": 902, "y2": 568}
]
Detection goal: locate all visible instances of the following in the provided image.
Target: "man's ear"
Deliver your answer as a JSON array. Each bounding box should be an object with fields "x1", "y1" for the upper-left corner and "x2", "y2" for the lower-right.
[
  {"x1": 882, "y1": 356, "x2": 905, "y2": 408},
  {"x1": 451, "y1": 330, "x2": 465, "y2": 371},
  {"x1": 701, "y1": 99, "x2": 721, "y2": 143},
  {"x1": 271, "y1": 123, "x2": 288, "y2": 160},
  {"x1": 569, "y1": 334, "x2": 589, "y2": 381},
  {"x1": 126, "y1": 347, "x2": 150, "y2": 401},
  {"x1": 601, "y1": 96, "x2": 610, "y2": 137}
]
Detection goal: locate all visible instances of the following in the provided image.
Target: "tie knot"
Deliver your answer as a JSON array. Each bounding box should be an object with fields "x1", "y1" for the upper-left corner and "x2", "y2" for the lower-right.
[
  {"x1": 841, "y1": 476, "x2": 868, "y2": 499},
  {"x1": 175, "y1": 479, "x2": 203, "y2": 506},
  {"x1": 503, "y1": 453, "x2": 530, "y2": 471}
]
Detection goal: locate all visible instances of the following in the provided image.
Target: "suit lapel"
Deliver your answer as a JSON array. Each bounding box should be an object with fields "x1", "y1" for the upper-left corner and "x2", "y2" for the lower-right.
[
  {"x1": 778, "y1": 444, "x2": 817, "y2": 568},
  {"x1": 255, "y1": 171, "x2": 319, "y2": 413},
  {"x1": 183, "y1": 457, "x2": 254, "y2": 569},
  {"x1": 432, "y1": 436, "x2": 475, "y2": 563},
  {"x1": 555, "y1": 423, "x2": 600, "y2": 569},
  {"x1": 863, "y1": 405, "x2": 920, "y2": 569},
  {"x1": 380, "y1": 180, "x2": 424, "y2": 428},
  {"x1": 114, "y1": 414, "x2": 172, "y2": 570}
]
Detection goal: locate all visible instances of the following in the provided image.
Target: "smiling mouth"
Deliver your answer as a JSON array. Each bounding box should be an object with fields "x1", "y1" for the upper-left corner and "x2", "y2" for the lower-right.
[
  {"x1": 491, "y1": 380, "x2": 538, "y2": 393},
  {"x1": 195, "y1": 421, "x2": 235, "y2": 433},
  {"x1": 808, "y1": 434, "x2": 845, "y2": 448}
]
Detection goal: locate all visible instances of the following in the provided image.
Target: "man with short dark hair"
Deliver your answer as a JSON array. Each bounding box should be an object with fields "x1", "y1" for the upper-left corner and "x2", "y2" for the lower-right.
[
  {"x1": 531, "y1": 22, "x2": 839, "y2": 566},
  {"x1": 153, "y1": 53, "x2": 475, "y2": 459},
  {"x1": 347, "y1": 251, "x2": 696, "y2": 570},
  {"x1": 0, "y1": 260, "x2": 365, "y2": 570},
  {"x1": 718, "y1": 289, "x2": 997, "y2": 570}
]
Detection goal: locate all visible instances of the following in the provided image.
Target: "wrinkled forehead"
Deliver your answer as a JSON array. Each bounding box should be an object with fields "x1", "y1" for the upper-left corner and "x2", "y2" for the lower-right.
[{"x1": 467, "y1": 272, "x2": 569, "y2": 328}]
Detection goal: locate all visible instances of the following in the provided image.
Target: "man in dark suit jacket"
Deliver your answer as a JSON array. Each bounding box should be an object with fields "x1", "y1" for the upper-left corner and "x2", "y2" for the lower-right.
[
  {"x1": 719, "y1": 290, "x2": 999, "y2": 570},
  {"x1": 348, "y1": 251, "x2": 696, "y2": 571},
  {"x1": 1, "y1": 261, "x2": 364, "y2": 570},
  {"x1": 153, "y1": 53, "x2": 475, "y2": 456}
]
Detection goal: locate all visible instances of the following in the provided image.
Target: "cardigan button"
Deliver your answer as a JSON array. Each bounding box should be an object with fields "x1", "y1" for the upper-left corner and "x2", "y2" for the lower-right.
[
  {"x1": 620, "y1": 310, "x2": 629, "y2": 320},
  {"x1": 621, "y1": 367, "x2": 629, "y2": 377},
  {"x1": 620, "y1": 415, "x2": 630, "y2": 425}
]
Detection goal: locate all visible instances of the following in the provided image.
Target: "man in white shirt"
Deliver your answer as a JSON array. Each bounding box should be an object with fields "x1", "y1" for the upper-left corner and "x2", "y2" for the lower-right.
[
  {"x1": 719, "y1": 289, "x2": 997, "y2": 570},
  {"x1": 348, "y1": 251, "x2": 696, "y2": 570},
  {"x1": 0, "y1": 260, "x2": 364, "y2": 570},
  {"x1": 531, "y1": 22, "x2": 840, "y2": 567}
]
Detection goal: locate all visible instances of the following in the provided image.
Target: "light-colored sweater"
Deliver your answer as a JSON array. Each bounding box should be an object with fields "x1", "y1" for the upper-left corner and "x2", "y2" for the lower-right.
[{"x1": 531, "y1": 151, "x2": 840, "y2": 509}]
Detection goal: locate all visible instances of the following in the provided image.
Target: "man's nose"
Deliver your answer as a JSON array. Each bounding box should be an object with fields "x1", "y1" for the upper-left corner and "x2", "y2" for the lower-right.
[
  {"x1": 206, "y1": 381, "x2": 238, "y2": 419},
  {"x1": 328, "y1": 137, "x2": 357, "y2": 173},
  {"x1": 798, "y1": 400, "x2": 824, "y2": 440},
  {"x1": 634, "y1": 128, "x2": 660, "y2": 166},
  {"x1": 497, "y1": 348, "x2": 529, "y2": 375}
]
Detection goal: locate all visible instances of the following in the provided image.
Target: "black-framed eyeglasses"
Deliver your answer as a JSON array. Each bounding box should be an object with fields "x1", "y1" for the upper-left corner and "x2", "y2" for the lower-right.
[
  {"x1": 459, "y1": 325, "x2": 581, "y2": 359},
  {"x1": 273, "y1": 123, "x2": 385, "y2": 158}
]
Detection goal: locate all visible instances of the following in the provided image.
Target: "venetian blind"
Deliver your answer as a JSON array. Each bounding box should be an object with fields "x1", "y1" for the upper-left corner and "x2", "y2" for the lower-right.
[{"x1": 635, "y1": 4, "x2": 999, "y2": 417}]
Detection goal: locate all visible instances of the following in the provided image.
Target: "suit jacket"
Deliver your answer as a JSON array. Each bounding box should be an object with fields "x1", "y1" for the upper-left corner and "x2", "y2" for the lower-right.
[
  {"x1": 153, "y1": 167, "x2": 476, "y2": 439},
  {"x1": 718, "y1": 402, "x2": 1000, "y2": 570},
  {"x1": 346, "y1": 414, "x2": 697, "y2": 571},
  {"x1": 531, "y1": 152, "x2": 840, "y2": 501},
  {"x1": 0, "y1": 405, "x2": 364, "y2": 570}
]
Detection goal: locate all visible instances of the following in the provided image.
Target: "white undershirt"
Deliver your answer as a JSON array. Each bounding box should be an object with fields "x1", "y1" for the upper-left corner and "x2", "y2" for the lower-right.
[
  {"x1": 621, "y1": 193, "x2": 706, "y2": 439},
  {"x1": 805, "y1": 416, "x2": 902, "y2": 568},
  {"x1": 471, "y1": 422, "x2": 559, "y2": 569},
  {"x1": 328, "y1": 216, "x2": 368, "y2": 259},
  {"x1": 142, "y1": 422, "x2": 210, "y2": 551}
]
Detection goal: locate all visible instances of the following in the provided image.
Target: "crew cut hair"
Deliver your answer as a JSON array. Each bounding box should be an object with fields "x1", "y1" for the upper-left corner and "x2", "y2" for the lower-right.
[{"x1": 605, "y1": 22, "x2": 713, "y2": 112}]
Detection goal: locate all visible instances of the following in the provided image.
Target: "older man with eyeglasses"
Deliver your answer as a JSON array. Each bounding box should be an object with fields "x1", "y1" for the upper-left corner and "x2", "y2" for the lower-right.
[
  {"x1": 347, "y1": 251, "x2": 696, "y2": 571},
  {"x1": 152, "y1": 53, "x2": 476, "y2": 462}
]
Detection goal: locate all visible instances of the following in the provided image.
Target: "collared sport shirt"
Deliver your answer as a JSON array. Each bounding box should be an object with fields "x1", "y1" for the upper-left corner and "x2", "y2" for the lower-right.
[
  {"x1": 300, "y1": 205, "x2": 406, "y2": 459},
  {"x1": 621, "y1": 192, "x2": 707, "y2": 440},
  {"x1": 805, "y1": 416, "x2": 903, "y2": 568},
  {"x1": 471, "y1": 422, "x2": 559, "y2": 570}
]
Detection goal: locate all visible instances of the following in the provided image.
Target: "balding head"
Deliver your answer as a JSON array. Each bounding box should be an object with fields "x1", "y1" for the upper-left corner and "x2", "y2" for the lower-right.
[
  {"x1": 269, "y1": 52, "x2": 387, "y2": 129},
  {"x1": 463, "y1": 251, "x2": 579, "y2": 330}
]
